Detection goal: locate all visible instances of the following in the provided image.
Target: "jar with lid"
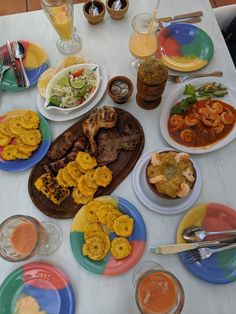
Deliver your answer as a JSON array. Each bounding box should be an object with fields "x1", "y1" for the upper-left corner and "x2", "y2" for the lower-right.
[{"x1": 136, "y1": 58, "x2": 168, "y2": 110}]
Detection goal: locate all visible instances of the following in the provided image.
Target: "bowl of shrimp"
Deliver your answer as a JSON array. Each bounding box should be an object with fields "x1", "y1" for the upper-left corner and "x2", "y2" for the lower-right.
[{"x1": 146, "y1": 151, "x2": 196, "y2": 199}]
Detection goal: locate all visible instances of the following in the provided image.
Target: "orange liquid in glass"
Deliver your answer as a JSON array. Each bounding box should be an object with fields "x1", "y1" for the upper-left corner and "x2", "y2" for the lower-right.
[
  {"x1": 129, "y1": 33, "x2": 157, "y2": 59},
  {"x1": 11, "y1": 222, "x2": 37, "y2": 257},
  {"x1": 137, "y1": 272, "x2": 177, "y2": 314},
  {"x1": 51, "y1": 5, "x2": 73, "y2": 40}
]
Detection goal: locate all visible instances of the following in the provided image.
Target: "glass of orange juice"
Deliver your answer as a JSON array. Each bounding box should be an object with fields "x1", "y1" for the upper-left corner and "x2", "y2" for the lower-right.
[
  {"x1": 0, "y1": 215, "x2": 62, "y2": 262},
  {"x1": 129, "y1": 13, "x2": 159, "y2": 74},
  {"x1": 133, "y1": 261, "x2": 185, "y2": 314},
  {"x1": 41, "y1": 0, "x2": 82, "y2": 55}
]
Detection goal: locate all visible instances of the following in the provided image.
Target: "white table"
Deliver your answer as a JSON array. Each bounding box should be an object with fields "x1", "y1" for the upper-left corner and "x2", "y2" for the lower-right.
[{"x1": 0, "y1": 1, "x2": 236, "y2": 313}]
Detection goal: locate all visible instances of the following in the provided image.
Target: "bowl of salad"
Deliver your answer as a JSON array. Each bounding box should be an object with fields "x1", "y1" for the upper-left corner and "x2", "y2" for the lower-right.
[{"x1": 45, "y1": 64, "x2": 100, "y2": 112}]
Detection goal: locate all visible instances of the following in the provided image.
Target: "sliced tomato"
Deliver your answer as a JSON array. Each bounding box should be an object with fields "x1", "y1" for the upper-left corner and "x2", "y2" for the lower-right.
[
  {"x1": 72, "y1": 69, "x2": 84, "y2": 78},
  {"x1": 76, "y1": 98, "x2": 84, "y2": 106}
]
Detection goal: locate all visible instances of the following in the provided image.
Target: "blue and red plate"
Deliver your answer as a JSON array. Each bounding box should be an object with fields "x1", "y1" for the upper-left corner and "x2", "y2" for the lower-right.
[
  {"x1": 70, "y1": 196, "x2": 146, "y2": 276},
  {"x1": 0, "y1": 40, "x2": 48, "y2": 91},
  {"x1": 0, "y1": 262, "x2": 75, "y2": 314},
  {"x1": 176, "y1": 203, "x2": 236, "y2": 284},
  {"x1": 157, "y1": 23, "x2": 214, "y2": 72},
  {"x1": 0, "y1": 110, "x2": 51, "y2": 172}
]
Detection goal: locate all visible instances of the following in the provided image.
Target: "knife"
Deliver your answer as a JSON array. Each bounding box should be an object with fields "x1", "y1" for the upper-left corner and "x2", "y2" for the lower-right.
[
  {"x1": 149, "y1": 237, "x2": 236, "y2": 255},
  {"x1": 6, "y1": 40, "x2": 22, "y2": 87},
  {"x1": 160, "y1": 17, "x2": 202, "y2": 29},
  {"x1": 159, "y1": 11, "x2": 203, "y2": 23}
]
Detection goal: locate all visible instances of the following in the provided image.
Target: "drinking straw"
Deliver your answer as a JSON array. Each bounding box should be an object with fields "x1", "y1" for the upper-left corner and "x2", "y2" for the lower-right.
[{"x1": 147, "y1": 0, "x2": 160, "y2": 34}]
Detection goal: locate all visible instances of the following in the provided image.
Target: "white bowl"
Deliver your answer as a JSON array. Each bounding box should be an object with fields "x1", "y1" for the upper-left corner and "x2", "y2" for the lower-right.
[{"x1": 44, "y1": 63, "x2": 100, "y2": 113}]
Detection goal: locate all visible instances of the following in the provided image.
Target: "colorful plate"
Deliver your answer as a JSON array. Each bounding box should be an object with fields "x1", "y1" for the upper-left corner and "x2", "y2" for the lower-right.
[
  {"x1": 0, "y1": 110, "x2": 51, "y2": 172},
  {"x1": 132, "y1": 148, "x2": 201, "y2": 214},
  {"x1": 0, "y1": 41, "x2": 48, "y2": 91},
  {"x1": 156, "y1": 24, "x2": 214, "y2": 72},
  {"x1": 0, "y1": 262, "x2": 75, "y2": 314},
  {"x1": 37, "y1": 64, "x2": 108, "y2": 122},
  {"x1": 70, "y1": 196, "x2": 146, "y2": 276},
  {"x1": 160, "y1": 77, "x2": 236, "y2": 154},
  {"x1": 176, "y1": 203, "x2": 236, "y2": 284}
]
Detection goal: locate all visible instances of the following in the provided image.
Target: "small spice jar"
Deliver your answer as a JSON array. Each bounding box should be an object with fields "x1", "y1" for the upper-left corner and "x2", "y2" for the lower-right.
[
  {"x1": 83, "y1": 1, "x2": 105, "y2": 25},
  {"x1": 107, "y1": 76, "x2": 133, "y2": 104},
  {"x1": 136, "y1": 58, "x2": 168, "y2": 110},
  {"x1": 106, "y1": 0, "x2": 129, "y2": 20}
]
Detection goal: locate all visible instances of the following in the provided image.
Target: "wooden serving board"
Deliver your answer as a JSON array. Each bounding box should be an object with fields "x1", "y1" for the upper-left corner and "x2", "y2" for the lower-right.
[{"x1": 28, "y1": 107, "x2": 145, "y2": 219}]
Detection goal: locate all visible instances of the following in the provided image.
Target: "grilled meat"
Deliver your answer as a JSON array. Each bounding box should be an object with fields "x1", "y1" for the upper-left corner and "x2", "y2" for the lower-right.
[{"x1": 82, "y1": 106, "x2": 118, "y2": 153}]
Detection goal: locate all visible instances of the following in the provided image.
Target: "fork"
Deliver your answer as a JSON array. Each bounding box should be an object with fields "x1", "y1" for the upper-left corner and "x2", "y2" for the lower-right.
[
  {"x1": 0, "y1": 51, "x2": 11, "y2": 86},
  {"x1": 168, "y1": 71, "x2": 223, "y2": 83},
  {"x1": 159, "y1": 17, "x2": 202, "y2": 29},
  {"x1": 184, "y1": 242, "x2": 236, "y2": 263}
]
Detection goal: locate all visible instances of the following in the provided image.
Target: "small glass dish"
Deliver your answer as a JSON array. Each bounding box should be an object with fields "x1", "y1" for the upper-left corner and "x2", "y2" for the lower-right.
[
  {"x1": 106, "y1": 0, "x2": 129, "y2": 20},
  {"x1": 133, "y1": 261, "x2": 185, "y2": 314},
  {"x1": 107, "y1": 75, "x2": 133, "y2": 104},
  {"x1": 0, "y1": 215, "x2": 62, "y2": 262},
  {"x1": 83, "y1": 1, "x2": 105, "y2": 25}
]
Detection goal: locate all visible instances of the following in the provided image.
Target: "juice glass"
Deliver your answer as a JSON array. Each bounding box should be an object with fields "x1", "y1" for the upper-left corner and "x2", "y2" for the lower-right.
[
  {"x1": 40, "y1": 0, "x2": 82, "y2": 55},
  {"x1": 129, "y1": 13, "x2": 159, "y2": 74},
  {"x1": 0, "y1": 215, "x2": 62, "y2": 262},
  {"x1": 133, "y1": 261, "x2": 185, "y2": 314}
]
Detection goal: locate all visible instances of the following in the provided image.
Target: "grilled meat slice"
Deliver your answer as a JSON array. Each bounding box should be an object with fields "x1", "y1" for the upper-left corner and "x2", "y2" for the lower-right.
[
  {"x1": 95, "y1": 129, "x2": 142, "y2": 165},
  {"x1": 47, "y1": 131, "x2": 77, "y2": 160},
  {"x1": 82, "y1": 106, "x2": 118, "y2": 153}
]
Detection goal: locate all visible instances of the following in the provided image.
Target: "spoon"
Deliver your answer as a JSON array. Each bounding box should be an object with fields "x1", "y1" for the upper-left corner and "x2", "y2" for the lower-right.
[
  {"x1": 13, "y1": 41, "x2": 30, "y2": 88},
  {"x1": 182, "y1": 226, "x2": 236, "y2": 242},
  {"x1": 112, "y1": 0, "x2": 122, "y2": 11},
  {"x1": 89, "y1": 0, "x2": 99, "y2": 16}
]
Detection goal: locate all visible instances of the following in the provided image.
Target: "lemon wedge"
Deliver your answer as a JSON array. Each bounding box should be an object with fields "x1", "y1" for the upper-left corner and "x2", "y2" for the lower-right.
[
  {"x1": 37, "y1": 67, "x2": 58, "y2": 99},
  {"x1": 56, "y1": 55, "x2": 88, "y2": 71}
]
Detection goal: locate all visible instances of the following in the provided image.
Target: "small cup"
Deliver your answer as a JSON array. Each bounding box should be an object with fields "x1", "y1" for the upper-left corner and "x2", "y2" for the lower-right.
[
  {"x1": 133, "y1": 261, "x2": 185, "y2": 314},
  {"x1": 107, "y1": 76, "x2": 133, "y2": 104},
  {"x1": 0, "y1": 215, "x2": 45, "y2": 262},
  {"x1": 106, "y1": 0, "x2": 129, "y2": 20},
  {"x1": 83, "y1": 1, "x2": 105, "y2": 25}
]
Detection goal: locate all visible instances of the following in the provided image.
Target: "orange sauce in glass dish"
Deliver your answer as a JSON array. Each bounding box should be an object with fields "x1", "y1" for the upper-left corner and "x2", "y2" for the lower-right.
[
  {"x1": 137, "y1": 271, "x2": 177, "y2": 314},
  {"x1": 10, "y1": 221, "x2": 37, "y2": 257},
  {"x1": 168, "y1": 99, "x2": 236, "y2": 147}
]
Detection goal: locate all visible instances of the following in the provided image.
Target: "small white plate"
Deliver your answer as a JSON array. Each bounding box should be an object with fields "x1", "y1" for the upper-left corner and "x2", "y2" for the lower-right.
[
  {"x1": 132, "y1": 147, "x2": 202, "y2": 215},
  {"x1": 160, "y1": 77, "x2": 236, "y2": 154},
  {"x1": 37, "y1": 64, "x2": 108, "y2": 122}
]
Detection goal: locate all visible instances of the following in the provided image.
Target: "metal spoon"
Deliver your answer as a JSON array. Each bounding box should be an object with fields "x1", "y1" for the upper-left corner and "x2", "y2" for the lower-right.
[
  {"x1": 182, "y1": 226, "x2": 236, "y2": 242},
  {"x1": 13, "y1": 41, "x2": 30, "y2": 88},
  {"x1": 112, "y1": 0, "x2": 122, "y2": 11},
  {"x1": 89, "y1": 0, "x2": 99, "y2": 16}
]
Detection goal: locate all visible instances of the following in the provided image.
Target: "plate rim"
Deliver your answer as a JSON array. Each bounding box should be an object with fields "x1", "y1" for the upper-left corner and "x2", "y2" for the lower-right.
[
  {"x1": 0, "y1": 40, "x2": 48, "y2": 91},
  {"x1": 157, "y1": 23, "x2": 214, "y2": 72},
  {"x1": 0, "y1": 261, "x2": 76, "y2": 313},
  {"x1": 176, "y1": 202, "x2": 236, "y2": 284},
  {"x1": 159, "y1": 77, "x2": 236, "y2": 154},
  {"x1": 0, "y1": 110, "x2": 51, "y2": 172},
  {"x1": 132, "y1": 147, "x2": 202, "y2": 214},
  {"x1": 37, "y1": 63, "x2": 108, "y2": 122},
  {"x1": 70, "y1": 195, "x2": 147, "y2": 276}
]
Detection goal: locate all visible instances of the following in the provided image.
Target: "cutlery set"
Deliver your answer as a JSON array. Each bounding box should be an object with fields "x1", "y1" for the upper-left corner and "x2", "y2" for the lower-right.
[
  {"x1": 149, "y1": 227, "x2": 236, "y2": 263},
  {"x1": 0, "y1": 40, "x2": 29, "y2": 88}
]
